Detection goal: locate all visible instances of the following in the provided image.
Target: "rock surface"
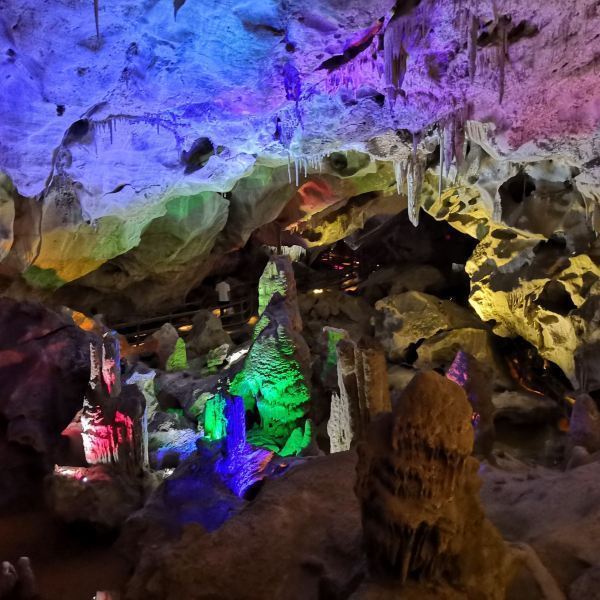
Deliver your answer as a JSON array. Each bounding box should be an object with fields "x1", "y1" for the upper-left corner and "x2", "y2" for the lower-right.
[
  {"x1": 125, "y1": 452, "x2": 362, "y2": 600},
  {"x1": 123, "y1": 442, "x2": 600, "y2": 600},
  {"x1": 47, "y1": 465, "x2": 145, "y2": 530},
  {"x1": 0, "y1": 298, "x2": 94, "y2": 505},
  {"x1": 375, "y1": 291, "x2": 483, "y2": 361},
  {"x1": 0, "y1": 0, "x2": 597, "y2": 332}
]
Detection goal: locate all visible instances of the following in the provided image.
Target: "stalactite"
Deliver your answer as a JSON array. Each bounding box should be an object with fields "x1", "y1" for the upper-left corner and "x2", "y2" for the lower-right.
[
  {"x1": 393, "y1": 160, "x2": 407, "y2": 195},
  {"x1": 438, "y1": 126, "x2": 444, "y2": 201},
  {"x1": 443, "y1": 119, "x2": 454, "y2": 176},
  {"x1": 468, "y1": 14, "x2": 478, "y2": 83},
  {"x1": 406, "y1": 155, "x2": 423, "y2": 227},
  {"x1": 294, "y1": 157, "x2": 299, "y2": 187},
  {"x1": 93, "y1": 0, "x2": 100, "y2": 42},
  {"x1": 497, "y1": 16, "x2": 509, "y2": 104}
]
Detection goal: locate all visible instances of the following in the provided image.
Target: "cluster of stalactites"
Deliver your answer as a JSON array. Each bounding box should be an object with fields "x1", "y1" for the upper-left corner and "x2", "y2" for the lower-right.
[
  {"x1": 393, "y1": 151, "x2": 424, "y2": 227},
  {"x1": 392, "y1": 106, "x2": 468, "y2": 227},
  {"x1": 287, "y1": 152, "x2": 327, "y2": 186}
]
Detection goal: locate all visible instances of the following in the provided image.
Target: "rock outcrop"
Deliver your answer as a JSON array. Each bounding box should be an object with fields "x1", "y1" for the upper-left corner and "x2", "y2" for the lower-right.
[
  {"x1": 375, "y1": 291, "x2": 484, "y2": 361},
  {"x1": 0, "y1": 298, "x2": 94, "y2": 505}
]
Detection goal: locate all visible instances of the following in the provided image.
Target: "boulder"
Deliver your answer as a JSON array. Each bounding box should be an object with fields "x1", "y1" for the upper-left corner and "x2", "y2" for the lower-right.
[
  {"x1": 47, "y1": 465, "x2": 145, "y2": 530},
  {"x1": 375, "y1": 291, "x2": 483, "y2": 361},
  {"x1": 186, "y1": 310, "x2": 232, "y2": 359},
  {"x1": 147, "y1": 324, "x2": 180, "y2": 370},
  {"x1": 415, "y1": 327, "x2": 499, "y2": 374},
  {"x1": 389, "y1": 264, "x2": 445, "y2": 296}
]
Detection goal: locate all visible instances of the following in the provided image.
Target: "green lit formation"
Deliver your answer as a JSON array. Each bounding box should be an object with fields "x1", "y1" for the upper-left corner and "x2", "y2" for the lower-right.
[
  {"x1": 229, "y1": 321, "x2": 311, "y2": 456},
  {"x1": 326, "y1": 328, "x2": 348, "y2": 367},
  {"x1": 22, "y1": 265, "x2": 64, "y2": 291},
  {"x1": 204, "y1": 393, "x2": 228, "y2": 441},
  {"x1": 166, "y1": 337, "x2": 188, "y2": 372},
  {"x1": 257, "y1": 259, "x2": 289, "y2": 316},
  {"x1": 280, "y1": 420, "x2": 313, "y2": 456},
  {"x1": 202, "y1": 256, "x2": 312, "y2": 456}
]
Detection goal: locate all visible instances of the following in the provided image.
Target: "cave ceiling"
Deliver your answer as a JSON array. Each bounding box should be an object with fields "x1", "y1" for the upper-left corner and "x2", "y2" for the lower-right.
[{"x1": 0, "y1": 0, "x2": 598, "y2": 356}]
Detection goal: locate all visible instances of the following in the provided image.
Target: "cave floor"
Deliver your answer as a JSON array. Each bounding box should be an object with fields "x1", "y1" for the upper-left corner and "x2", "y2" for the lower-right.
[{"x1": 0, "y1": 503, "x2": 128, "y2": 600}]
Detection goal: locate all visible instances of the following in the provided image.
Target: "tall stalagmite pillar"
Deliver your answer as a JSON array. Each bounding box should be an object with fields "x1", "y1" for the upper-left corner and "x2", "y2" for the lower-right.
[{"x1": 355, "y1": 371, "x2": 509, "y2": 598}]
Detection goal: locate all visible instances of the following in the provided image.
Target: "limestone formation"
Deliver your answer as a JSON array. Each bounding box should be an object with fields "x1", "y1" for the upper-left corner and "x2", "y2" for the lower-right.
[
  {"x1": 415, "y1": 327, "x2": 499, "y2": 374},
  {"x1": 81, "y1": 331, "x2": 145, "y2": 474},
  {"x1": 425, "y1": 184, "x2": 600, "y2": 384},
  {"x1": 446, "y1": 350, "x2": 495, "y2": 458},
  {"x1": 48, "y1": 465, "x2": 145, "y2": 529},
  {"x1": 256, "y1": 254, "x2": 301, "y2": 333},
  {"x1": 186, "y1": 309, "x2": 232, "y2": 359},
  {"x1": 0, "y1": 298, "x2": 93, "y2": 505},
  {"x1": 229, "y1": 293, "x2": 312, "y2": 455},
  {"x1": 355, "y1": 371, "x2": 509, "y2": 598},
  {"x1": 568, "y1": 394, "x2": 600, "y2": 455},
  {"x1": 228, "y1": 255, "x2": 312, "y2": 455},
  {"x1": 165, "y1": 338, "x2": 188, "y2": 372},
  {"x1": 327, "y1": 337, "x2": 391, "y2": 453},
  {"x1": 148, "y1": 323, "x2": 181, "y2": 370},
  {"x1": 375, "y1": 291, "x2": 483, "y2": 361}
]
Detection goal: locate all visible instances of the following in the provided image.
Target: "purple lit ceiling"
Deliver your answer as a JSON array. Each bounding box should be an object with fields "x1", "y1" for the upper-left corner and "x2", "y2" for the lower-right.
[{"x1": 1, "y1": 0, "x2": 598, "y2": 216}]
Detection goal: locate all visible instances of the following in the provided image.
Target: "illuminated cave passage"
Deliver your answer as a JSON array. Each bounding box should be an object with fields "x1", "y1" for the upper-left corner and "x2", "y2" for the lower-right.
[{"x1": 0, "y1": 0, "x2": 599, "y2": 599}]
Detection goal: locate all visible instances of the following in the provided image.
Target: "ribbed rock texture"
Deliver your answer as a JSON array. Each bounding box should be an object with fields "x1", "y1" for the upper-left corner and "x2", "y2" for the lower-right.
[
  {"x1": 355, "y1": 371, "x2": 509, "y2": 598},
  {"x1": 328, "y1": 337, "x2": 391, "y2": 453},
  {"x1": 229, "y1": 257, "x2": 312, "y2": 455}
]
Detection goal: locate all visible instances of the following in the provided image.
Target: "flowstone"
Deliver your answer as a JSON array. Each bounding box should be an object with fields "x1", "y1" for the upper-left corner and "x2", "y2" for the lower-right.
[{"x1": 355, "y1": 371, "x2": 510, "y2": 598}]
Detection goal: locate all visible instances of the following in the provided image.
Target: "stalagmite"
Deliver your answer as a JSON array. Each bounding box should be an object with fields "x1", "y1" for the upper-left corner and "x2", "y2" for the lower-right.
[
  {"x1": 446, "y1": 350, "x2": 496, "y2": 458},
  {"x1": 81, "y1": 331, "x2": 145, "y2": 474},
  {"x1": 355, "y1": 371, "x2": 509, "y2": 597},
  {"x1": 229, "y1": 255, "x2": 312, "y2": 455}
]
